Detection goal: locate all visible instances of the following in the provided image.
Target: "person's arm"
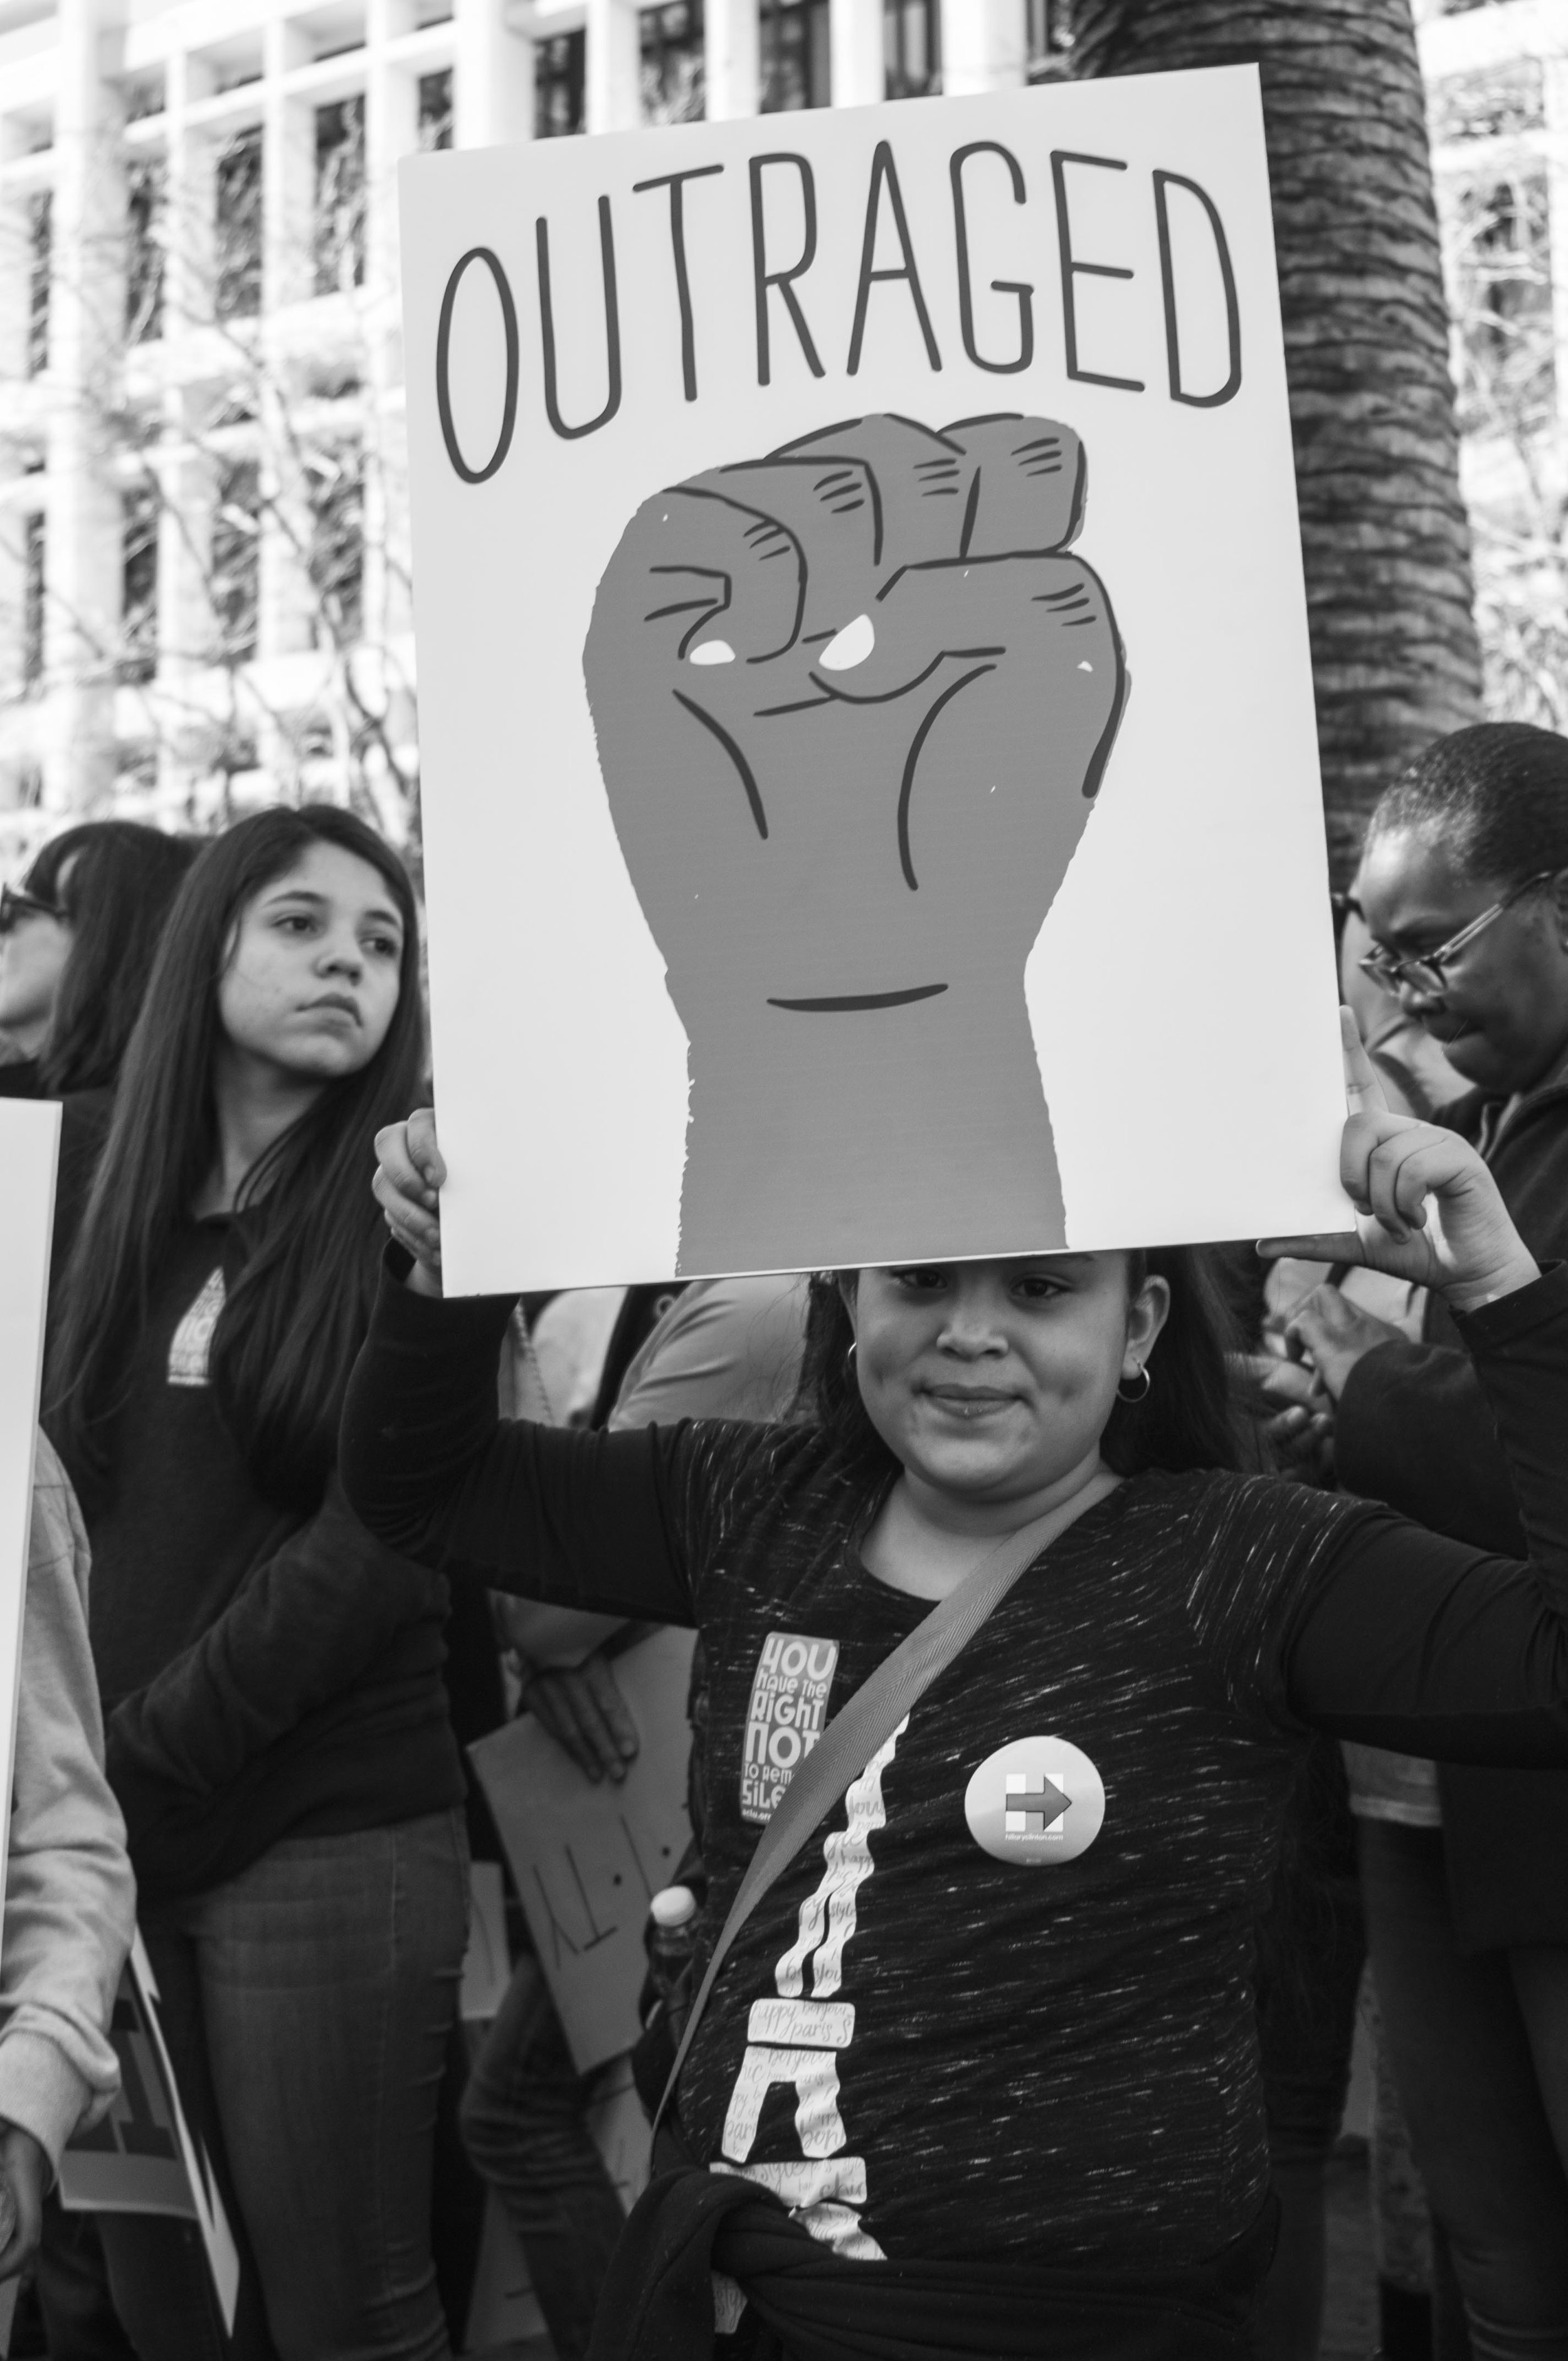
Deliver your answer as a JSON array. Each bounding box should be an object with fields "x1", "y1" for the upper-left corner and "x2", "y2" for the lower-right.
[
  {"x1": 340, "y1": 1267, "x2": 699, "y2": 1621},
  {"x1": 1333, "y1": 1335, "x2": 1523, "y2": 1552},
  {"x1": 104, "y1": 1476, "x2": 447, "y2": 1800},
  {"x1": 1283, "y1": 1263, "x2": 1568, "y2": 1756},
  {"x1": 0, "y1": 1440, "x2": 134, "y2": 2265}
]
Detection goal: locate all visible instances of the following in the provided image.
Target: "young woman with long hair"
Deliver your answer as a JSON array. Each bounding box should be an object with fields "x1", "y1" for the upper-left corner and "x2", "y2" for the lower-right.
[
  {"x1": 347, "y1": 1023, "x2": 1568, "y2": 2361},
  {"x1": 49, "y1": 805, "x2": 467, "y2": 2361}
]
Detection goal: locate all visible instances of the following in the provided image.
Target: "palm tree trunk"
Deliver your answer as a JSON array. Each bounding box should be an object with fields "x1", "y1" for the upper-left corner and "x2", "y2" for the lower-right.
[{"x1": 1070, "y1": 0, "x2": 1480, "y2": 885}]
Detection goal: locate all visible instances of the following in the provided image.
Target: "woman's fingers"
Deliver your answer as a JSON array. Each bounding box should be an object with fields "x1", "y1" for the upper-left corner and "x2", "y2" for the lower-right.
[
  {"x1": 1257, "y1": 1230, "x2": 1364, "y2": 1266},
  {"x1": 1340, "y1": 1007, "x2": 1390, "y2": 1118},
  {"x1": 406, "y1": 1106, "x2": 447, "y2": 1194}
]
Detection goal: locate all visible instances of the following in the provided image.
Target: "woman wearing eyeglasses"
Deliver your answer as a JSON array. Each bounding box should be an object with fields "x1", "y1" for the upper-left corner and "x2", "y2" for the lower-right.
[
  {"x1": 0, "y1": 826, "x2": 196, "y2": 1100},
  {"x1": 1285, "y1": 722, "x2": 1568, "y2": 2361}
]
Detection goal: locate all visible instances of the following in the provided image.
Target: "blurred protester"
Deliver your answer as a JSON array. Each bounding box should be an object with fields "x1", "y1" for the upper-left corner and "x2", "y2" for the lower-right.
[
  {"x1": 460, "y1": 1275, "x2": 807, "y2": 2360},
  {"x1": 0, "y1": 824, "x2": 196, "y2": 1283},
  {"x1": 354, "y1": 1048, "x2": 1568, "y2": 2361},
  {"x1": 0, "y1": 824, "x2": 196, "y2": 1097},
  {"x1": 46, "y1": 807, "x2": 467, "y2": 2361},
  {"x1": 0, "y1": 1437, "x2": 135, "y2": 2280},
  {"x1": 1287, "y1": 723, "x2": 1568, "y2": 2361}
]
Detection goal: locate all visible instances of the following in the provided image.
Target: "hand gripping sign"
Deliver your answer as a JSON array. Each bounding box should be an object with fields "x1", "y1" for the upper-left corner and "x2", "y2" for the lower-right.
[
  {"x1": 585, "y1": 413, "x2": 1124, "y2": 1270},
  {"x1": 401, "y1": 70, "x2": 1350, "y2": 1290}
]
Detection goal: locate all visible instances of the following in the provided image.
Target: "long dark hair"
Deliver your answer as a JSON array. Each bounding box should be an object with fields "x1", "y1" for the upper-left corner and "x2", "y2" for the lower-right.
[
  {"x1": 24, "y1": 823, "x2": 197, "y2": 1094},
  {"x1": 793, "y1": 1247, "x2": 1253, "y2": 1483},
  {"x1": 48, "y1": 805, "x2": 423, "y2": 1510}
]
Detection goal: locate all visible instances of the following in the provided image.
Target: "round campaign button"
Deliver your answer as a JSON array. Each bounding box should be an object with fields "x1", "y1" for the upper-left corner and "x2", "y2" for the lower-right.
[{"x1": 963, "y1": 1736, "x2": 1106, "y2": 1866}]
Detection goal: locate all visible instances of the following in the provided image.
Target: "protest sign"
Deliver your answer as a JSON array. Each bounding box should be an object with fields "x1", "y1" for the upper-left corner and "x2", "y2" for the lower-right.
[
  {"x1": 0, "y1": 1103, "x2": 57, "y2": 1898},
  {"x1": 402, "y1": 65, "x2": 1350, "y2": 1292},
  {"x1": 60, "y1": 1935, "x2": 241, "y2": 2332},
  {"x1": 469, "y1": 1626, "x2": 695, "y2": 2074}
]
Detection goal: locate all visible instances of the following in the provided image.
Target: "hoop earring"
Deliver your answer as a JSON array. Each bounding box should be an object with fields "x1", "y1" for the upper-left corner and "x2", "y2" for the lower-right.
[
  {"x1": 1116, "y1": 1365, "x2": 1151, "y2": 1404},
  {"x1": 847, "y1": 1342, "x2": 857, "y2": 1362}
]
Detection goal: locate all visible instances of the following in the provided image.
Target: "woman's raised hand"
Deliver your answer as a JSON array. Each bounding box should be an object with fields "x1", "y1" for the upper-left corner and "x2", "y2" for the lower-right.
[
  {"x1": 1259, "y1": 1011, "x2": 1539, "y2": 1314},
  {"x1": 373, "y1": 1108, "x2": 445, "y2": 1297}
]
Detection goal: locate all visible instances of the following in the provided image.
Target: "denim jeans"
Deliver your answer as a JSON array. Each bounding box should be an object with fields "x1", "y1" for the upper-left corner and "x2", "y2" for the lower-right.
[
  {"x1": 458, "y1": 1952, "x2": 627, "y2": 2360},
  {"x1": 1360, "y1": 1820, "x2": 1568, "y2": 2361},
  {"x1": 98, "y1": 1810, "x2": 470, "y2": 2361}
]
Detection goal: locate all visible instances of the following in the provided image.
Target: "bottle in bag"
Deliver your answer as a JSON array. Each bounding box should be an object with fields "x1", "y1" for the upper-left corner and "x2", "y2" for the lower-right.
[{"x1": 647, "y1": 1884, "x2": 698, "y2": 2052}]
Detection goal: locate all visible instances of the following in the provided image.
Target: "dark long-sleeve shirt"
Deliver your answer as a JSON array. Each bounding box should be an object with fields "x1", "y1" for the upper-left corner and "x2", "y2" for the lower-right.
[
  {"x1": 341, "y1": 1260, "x2": 1568, "y2": 2272},
  {"x1": 1336, "y1": 1061, "x2": 1568, "y2": 1945},
  {"x1": 77, "y1": 1218, "x2": 463, "y2": 1901}
]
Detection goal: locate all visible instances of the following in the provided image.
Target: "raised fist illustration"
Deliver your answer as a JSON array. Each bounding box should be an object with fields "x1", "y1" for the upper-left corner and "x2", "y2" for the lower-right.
[{"x1": 583, "y1": 413, "x2": 1126, "y2": 1273}]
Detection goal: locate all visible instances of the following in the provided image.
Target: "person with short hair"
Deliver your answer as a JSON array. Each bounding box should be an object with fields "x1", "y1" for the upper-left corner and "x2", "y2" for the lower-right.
[
  {"x1": 48, "y1": 807, "x2": 467, "y2": 2361},
  {"x1": 1288, "y1": 721, "x2": 1568, "y2": 2360},
  {"x1": 349, "y1": 1029, "x2": 1568, "y2": 2361}
]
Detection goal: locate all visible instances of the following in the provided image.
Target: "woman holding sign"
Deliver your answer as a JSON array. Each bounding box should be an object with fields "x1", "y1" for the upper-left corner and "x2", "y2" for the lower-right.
[
  {"x1": 49, "y1": 809, "x2": 467, "y2": 2361},
  {"x1": 346, "y1": 1019, "x2": 1568, "y2": 2361}
]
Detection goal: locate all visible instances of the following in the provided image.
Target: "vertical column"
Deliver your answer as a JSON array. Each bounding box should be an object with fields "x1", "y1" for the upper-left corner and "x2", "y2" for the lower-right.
[
  {"x1": 258, "y1": 17, "x2": 315, "y2": 671},
  {"x1": 364, "y1": 0, "x2": 420, "y2": 701},
  {"x1": 0, "y1": 122, "x2": 34, "y2": 757},
  {"x1": 587, "y1": 0, "x2": 643, "y2": 134},
  {"x1": 155, "y1": 44, "x2": 216, "y2": 815},
  {"x1": 151, "y1": 392, "x2": 218, "y2": 817},
  {"x1": 830, "y1": 0, "x2": 883, "y2": 107},
  {"x1": 454, "y1": 0, "x2": 535, "y2": 147},
  {"x1": 706, "y1": 0, "x2": 759, "y2": 120},
  {"x1": 940, "y1": 0, "x2": 1023, "y2": 96},
  {"x1": 161, "y1": 45, "x2": 215, "y2": 334},
  {"x1": 1544, "y1": 55, "x2": 1568, "y2": 455},
  {"x1": 43, "y1": 0, "x2": 125, "y2": 810}
]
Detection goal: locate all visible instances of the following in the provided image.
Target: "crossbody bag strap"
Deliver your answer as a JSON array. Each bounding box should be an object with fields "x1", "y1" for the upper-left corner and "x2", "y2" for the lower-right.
[{"x1": 653, "y1": 1467, "x2": 1120, "y2": 2136}]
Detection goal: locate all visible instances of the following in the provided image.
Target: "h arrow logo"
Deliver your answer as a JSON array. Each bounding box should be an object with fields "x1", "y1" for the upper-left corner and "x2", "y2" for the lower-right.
[
  {"x1": 965, "y1": 1738, "x2": 1106, "y2": 1867},
  {"x1": 1004, "y1": 1769, "x2": 1070, "y2": 1840}
]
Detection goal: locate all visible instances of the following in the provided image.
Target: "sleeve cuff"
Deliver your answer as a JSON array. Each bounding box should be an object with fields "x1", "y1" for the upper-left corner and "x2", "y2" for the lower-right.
[
  {"x1": 1451, "y1": 1260, "x2": 1568, "y2": 1353},
  {"x1": 374, "y1": 1251, "x2": 517, "y2": 1352},
  {"x1": 0, "y1": 2030, "x2": 100, "y2": 2178}
]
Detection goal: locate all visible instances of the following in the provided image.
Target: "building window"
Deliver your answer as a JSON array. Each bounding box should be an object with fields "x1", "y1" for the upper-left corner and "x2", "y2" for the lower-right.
[
  {"x1": 641, "y1": 0, "x2": 704, "y2": 124},
  {"x1": 124, "y1": 73, "x2": 166, "y2": 122},
  {"x1": 307, "y1": 442, "x2": 364, "y2": 647},
  {"x1": 127, "y1": 158, "x2": 166, "y2": 343},
  {"x1": 315, "y1": 98, "x2": 366, "y2": 295},
  {"x1": 418, "y1": 68, "x2": 453, "y2": 150},
  {"x1": 884, "y1": 0, "x2": 938, "y2": 98},
  {"x1": 211, "y1": 460, "x2": 260, "y2": 663},
  {"x1": 120, "y1": 480, "x2": 159, "y2": 686},
  {"x1": 1025, "y1": 0, "x2": 1071, "y2": 79},
  {"x1": 761, "y1": 0, "x2": 829, "y2": 112},
  {"x1": 215, "y1": 129, "x2": 263, "y2": 320},
  {"x1": 26, "y1": 194, "x2": 51, "y2": 377},
  {"x1": 535, "y1": 33, "x2": 586, "y2": 136},
  {"x1": 22, "y1": 516, "x2": 46, "y2": 693}
]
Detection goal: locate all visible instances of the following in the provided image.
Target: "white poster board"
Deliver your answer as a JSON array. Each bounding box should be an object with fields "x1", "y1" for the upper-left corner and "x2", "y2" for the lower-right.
[
  {"x1": 403, "y1": 65, "x2": 1348, "y2": 1292},
  {"x1": 60, "y1": 1936, "x2": 241, "y2": 2335},
  {"x1": 468, "y1": 1626, "x2": 695, "y2": 2074},
  {"x1": 0, "y1": 1104, "x2": 56, "y2": 1899}
]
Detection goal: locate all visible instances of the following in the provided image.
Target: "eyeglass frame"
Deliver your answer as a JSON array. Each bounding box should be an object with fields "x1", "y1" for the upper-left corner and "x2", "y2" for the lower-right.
[
  {"x1": 0, "y1": 884, "x2": 65, "y2": 936},
  {"x1": 1358, "y1": 867, "x2": 1560, "y2": 997}
]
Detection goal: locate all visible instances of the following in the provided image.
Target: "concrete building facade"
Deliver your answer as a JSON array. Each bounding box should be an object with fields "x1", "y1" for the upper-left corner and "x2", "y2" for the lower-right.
[
  {"x1": 6, "y1": 0, "x2": 1563, "y2": 851},
  {"x1": 0, "y1": 0, "x2": 1070, "y2": 852}
]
